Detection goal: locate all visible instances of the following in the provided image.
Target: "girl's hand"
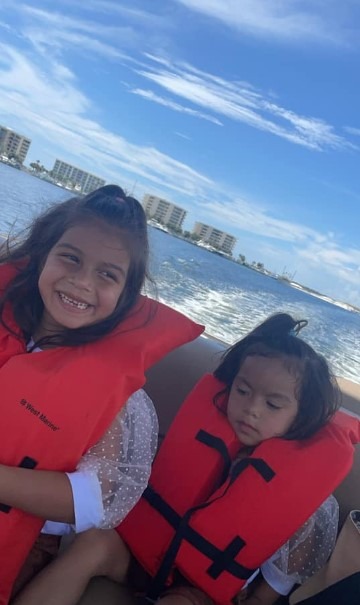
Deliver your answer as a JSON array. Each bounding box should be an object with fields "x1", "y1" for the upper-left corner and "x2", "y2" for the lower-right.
[
  {"x1": 236, "y1": 587, "x2": 249, "y2": 601},
  {"x1": 235, "y1": 579, "x2": 280, "y2": 605}
]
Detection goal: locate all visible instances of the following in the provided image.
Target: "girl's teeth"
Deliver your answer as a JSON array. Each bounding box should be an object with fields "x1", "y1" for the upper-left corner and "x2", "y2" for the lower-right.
[{"x1": 59, "y1": 293, "x2": 89, "y2": 310}]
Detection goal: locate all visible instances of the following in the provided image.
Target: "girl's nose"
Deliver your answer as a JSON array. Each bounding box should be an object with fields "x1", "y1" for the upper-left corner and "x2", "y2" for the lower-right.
[
  {"x1": 68, "y1": 268, "x2": 93, "y2": 291},
  {"x1": 245, "y1": 397, "x2": 262, "y2": 418}
]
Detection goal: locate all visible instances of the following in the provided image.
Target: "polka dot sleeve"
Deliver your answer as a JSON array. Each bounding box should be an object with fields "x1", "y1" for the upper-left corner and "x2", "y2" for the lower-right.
[
  {"x1": 76, "y1": 389, "x2": 159, "y2": 529},
  {"x1": 261, "y1": 495, "x2": 339, "y2": 595}
]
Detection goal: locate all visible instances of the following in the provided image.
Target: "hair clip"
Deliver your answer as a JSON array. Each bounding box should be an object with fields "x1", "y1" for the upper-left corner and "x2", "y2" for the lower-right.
[{"x1": 290, "y1": 319, "x2": 308, "y2": 336}]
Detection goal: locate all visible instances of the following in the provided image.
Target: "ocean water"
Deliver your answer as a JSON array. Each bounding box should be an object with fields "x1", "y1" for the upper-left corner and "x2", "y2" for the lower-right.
[{"x1": 1, "y1": 162, "x2": 359, "y2": 383}]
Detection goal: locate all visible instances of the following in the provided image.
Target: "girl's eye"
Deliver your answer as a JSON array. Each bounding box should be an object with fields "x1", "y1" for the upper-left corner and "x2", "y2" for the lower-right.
[
  {"x1": 267, "y1": 401, "x2": 281, "y2": 410},
  {"x1": 61, "y1": 254, "x2": 78, "y2": 263},
  {"x1": 237, "y1": 387, "x2": 249, "y2": 396},
  {"x1": 100, "y1": 271, "x2": 117, "y2": 282}
]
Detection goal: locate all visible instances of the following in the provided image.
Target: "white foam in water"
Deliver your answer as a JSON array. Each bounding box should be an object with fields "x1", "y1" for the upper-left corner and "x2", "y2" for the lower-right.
[{"x1": 153, "y1": 243, "x2": 360, "y2": 384}]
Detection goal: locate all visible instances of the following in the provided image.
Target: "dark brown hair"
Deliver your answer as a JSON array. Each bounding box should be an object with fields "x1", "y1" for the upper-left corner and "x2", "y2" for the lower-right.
[
  {"x1": 0, "y1": 184, "x2": 152, "y2": 347},
  {"x1": 214, "y1": 313, "x2": 340, "y2": 440}
]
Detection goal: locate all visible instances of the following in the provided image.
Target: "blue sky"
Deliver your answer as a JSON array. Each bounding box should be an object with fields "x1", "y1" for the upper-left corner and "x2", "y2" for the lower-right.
[{"x1": 0, "y1": 1, "x2": 359, "y2": 305}]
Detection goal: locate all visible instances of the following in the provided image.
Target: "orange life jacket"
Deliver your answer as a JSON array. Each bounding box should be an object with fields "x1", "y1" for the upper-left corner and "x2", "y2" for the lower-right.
[
  {"x1": 119, "y1": 374, "x2": 360, "y2": 605},
  {"x1": 0, "y1": 263, "x2": 203, "y2": 604}
]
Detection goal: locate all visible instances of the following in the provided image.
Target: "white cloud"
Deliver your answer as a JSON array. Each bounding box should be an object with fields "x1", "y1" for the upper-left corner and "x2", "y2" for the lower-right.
[
  {"x1": 42, "y1": 0, "x2": 168, "y2": 27},
  {"x1": 136, "y1": 56, "x2": 351, "y2": 151},
  {"x1": 28, "y1": 29, "x2": 125, "y2": 60},
  {"x1": 197, "y1": 197, "x2": 320, "y2": 244},
  {"x1": 1, "y1": 3, "x2": 168, "y2": 61},
  {"x1": 344, "y1": 126, "x2": 360, "y2": 136},
  {"x1": 299, "y1": 241, "x2": 360, "y2": 272},
  {"x1": 174, "y1": 131, "x2": 192, "y2": 140},
  {"x1": 19, "y1": 6, "x2": 133, "y2": 59},
  {"x1": 0, "y1": 20, "x2": 11, "y2": 31},
  {"x1": 130, "y1": 88, "x2": 223, "y2": 125},
  {"x1": 4, "y1": 4, "x2": 352, "y2": 151},
  {"x1": 174, "y1": 0, "x2": 357, "y2": 45},
  {"x1": 296, "y1": 241, "x2": 360, "y2": 303},
  {"x1": 0, "y1": 43, "x2": 212, "y2": 198}
]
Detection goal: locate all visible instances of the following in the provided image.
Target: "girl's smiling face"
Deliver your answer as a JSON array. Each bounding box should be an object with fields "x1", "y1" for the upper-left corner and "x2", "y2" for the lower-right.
[
  {"x1": 37, "y1": 221, "x2": 130, "y2": 338},
  {"x1": 227, "y1": 355, "x2": 299, "y2": 446}
]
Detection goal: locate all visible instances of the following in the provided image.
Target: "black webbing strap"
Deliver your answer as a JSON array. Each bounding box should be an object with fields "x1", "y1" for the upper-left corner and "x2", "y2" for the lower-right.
[
  {"x1": 143, "y1": 432, "x2": 276, "y2": 601},
  {"x1": 146, "y1": 508, "x2": 193, "y2": 601},
  {"x1": 195, "y1": 430, "x2": 232, "y2": 486},
  {"x1": 143, "y1": 486, "x2": 181, "y2": 530},
  {"x1": 230, "y1": 457, "x2": 275, "y2": 484},
  {"x1": 144, "y1": 486, "x2": 255, "y2": 601}
]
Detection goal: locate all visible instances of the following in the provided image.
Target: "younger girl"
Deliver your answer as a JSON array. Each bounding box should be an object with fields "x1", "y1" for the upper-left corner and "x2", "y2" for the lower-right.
[
  {"x1": 14, "y1": 313, "x2": 360, "y2": 605},
  {"x1": 0, "y1": 185, "x2": 202, "y2": 602}
]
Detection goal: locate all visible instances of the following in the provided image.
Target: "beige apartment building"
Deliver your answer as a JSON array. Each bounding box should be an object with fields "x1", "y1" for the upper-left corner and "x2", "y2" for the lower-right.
[
  {"x1": 0, "y1": 125, "x2": 31, "y2": 163},
  {"x1": 193, "y1": 222, "x2": 237, "y2": 255},
  {"x1": 143, "y1": 194, "x2": 187, "y2": 230},
  {"x1": 51, "y1": 160, "x2": 105, "y2": 194}
]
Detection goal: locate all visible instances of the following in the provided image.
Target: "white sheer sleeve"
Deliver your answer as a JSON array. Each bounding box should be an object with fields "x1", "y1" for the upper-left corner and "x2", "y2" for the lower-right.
[
  {"x1": 41, "y1": 389, "x2": 158, "y2": 535},
  {"x1": 76, "y1": 388, "x2": 158, "y2": 529},
  {"x1": 261, "y1": 495, "x2": 339, "y2": 596}
]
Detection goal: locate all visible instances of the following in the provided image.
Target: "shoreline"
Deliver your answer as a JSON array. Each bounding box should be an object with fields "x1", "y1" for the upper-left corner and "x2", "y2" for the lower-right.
[
  {"x1": 150, "y1": 225, "x2": 359, "y2": 315},
  {"x1": 287, "y1": 281, "x2": 358, "y2": 313}
]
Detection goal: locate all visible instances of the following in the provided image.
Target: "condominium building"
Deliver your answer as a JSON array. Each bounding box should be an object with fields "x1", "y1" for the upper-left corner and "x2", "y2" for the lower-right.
[
  {"x1": 193, "y1": 222, "x2": 237, "y2": 255},
  {"x1": 51, "y1": 160, "x2": 105, "y2": 194},
  {"x1": 143, "y1": 194, "x2": 187, "y2": 230},
  {"x1": 0, "y1": 125, "x2": 31, "y2": 163}
]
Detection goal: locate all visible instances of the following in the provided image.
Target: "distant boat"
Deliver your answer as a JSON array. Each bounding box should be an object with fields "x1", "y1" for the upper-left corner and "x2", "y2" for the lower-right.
[{"x1": 148, "y1": 219, "x2": 169, "y2": 233}]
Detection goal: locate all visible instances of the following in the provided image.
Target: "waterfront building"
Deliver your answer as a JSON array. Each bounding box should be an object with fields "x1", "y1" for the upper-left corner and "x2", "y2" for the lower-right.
[
  {"x1": 0, "y1": 125, "x2": 31, "y2": 163},
  {"x1": 51, "y1": 160, "x2": 105, "y2": 194},
  {"x1": 143, "y1": 194, "x2": 187, "y2": 230},
  {"x1": 193, "y1": 222, "x2": 237, "y2": 255}
]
